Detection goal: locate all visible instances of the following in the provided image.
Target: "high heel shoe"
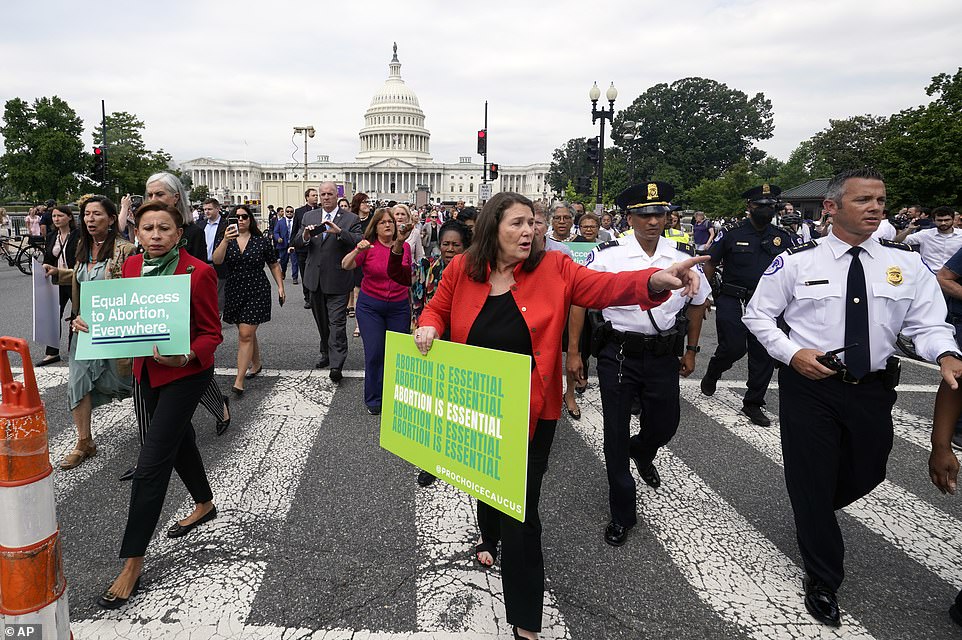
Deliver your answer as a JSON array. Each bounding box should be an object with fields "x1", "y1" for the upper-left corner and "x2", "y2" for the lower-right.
[
  {"x1": 97, "y1": 576, "x2": 141, "y2": 610},
  {"x1": 216, "y1": 395, "x2": 231, "y2": 436},
  {"x1": 230, "y1": 386, "x2": 244, "y2": 397},
  {"x1": 245, "y1": 365, "x2": 263, "y2": 379}
]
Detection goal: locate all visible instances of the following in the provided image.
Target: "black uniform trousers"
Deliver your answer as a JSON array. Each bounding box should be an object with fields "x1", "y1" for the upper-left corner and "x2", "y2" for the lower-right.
[
  {"x1": 120, "y1": 365, "x2": 215, "y2": 558},
  {"x1": 597, "y1": 341, "x2": 680, "y2": 528},
  {"x1": 779, "y1": 366, "x2": 895, "y2": 591},
  {"x1": 477, "y1": 419, "x2": 557, "y2": 632},
  {"x1": 706, "y1": 293, "x2": 774, "y2": 407},
  {"x1": 310, "y1": 289, "x2": 349, "y2": 367}
]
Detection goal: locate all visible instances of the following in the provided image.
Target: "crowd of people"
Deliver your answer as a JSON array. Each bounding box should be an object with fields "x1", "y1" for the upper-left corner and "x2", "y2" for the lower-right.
[{"x1": 16, "y1": 166, "x2": 962, "y2": 637}]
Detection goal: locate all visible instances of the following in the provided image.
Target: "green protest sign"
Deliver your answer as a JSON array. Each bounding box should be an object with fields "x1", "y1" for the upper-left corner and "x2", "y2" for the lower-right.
[
  {"x1": 74, "y1": 274, "x2": 191, "y2": 360},
  {"x1": 564, "y1": 241, "x2": 600, "y2": 265},
  {"x1": 381, "y1": 331, "x2": 531, "y2": 521}
]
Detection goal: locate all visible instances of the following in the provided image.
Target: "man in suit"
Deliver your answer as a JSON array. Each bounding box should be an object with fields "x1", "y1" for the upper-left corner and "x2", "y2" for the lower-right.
[
  {"x1": 273, "y1": 206, "x2": 298, "y2": 284},
  {"x1": 195, "y1": 197, "x2": 229, "y2": 313},
  {"x1": 294, "y1": 181, "x2": 362, "y2": 382},
  {"x1": 292, "y1": 188, "x2": 319, "y2": 308}
]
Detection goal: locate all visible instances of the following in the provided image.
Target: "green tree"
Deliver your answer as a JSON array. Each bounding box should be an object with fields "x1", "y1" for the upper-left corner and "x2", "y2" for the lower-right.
[
  {"x1": 613, "y1": 77, "x2": 774, "y2": 192},
  {"x1": 806, "y1": 115, "x2": 888, "y2": 176},
  {"x1": 0, "y1": 96, "x2": 86, "y2": 201},
  {"x1": 547, "y1": 137, "x2": 593, "y2": 194},
  {"x1": 683, "y1": 161, "x2": 755, "y2": 217},
  {"x1": 189, "y1": 184, "x2": 210, "y2": 203},
  {"x1": 92, "y1": 111, "x2": 173, "y2": 196},
  {"x1": 873, "y1": 68, "x2": 962, "y2": 206}
]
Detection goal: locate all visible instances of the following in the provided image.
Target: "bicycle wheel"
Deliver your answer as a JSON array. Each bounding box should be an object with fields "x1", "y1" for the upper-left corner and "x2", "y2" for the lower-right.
[{"x1": 16, "y1": 246, "x2": 42, "y2": 275}]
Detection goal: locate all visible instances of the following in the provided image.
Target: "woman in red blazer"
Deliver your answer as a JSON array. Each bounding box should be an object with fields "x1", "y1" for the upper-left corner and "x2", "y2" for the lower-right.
[
  {"x1": 415, "y1": 192, "x2": 707, "y2": 640},
  {"x1": 80, "y1": 201, "x2": 223, "y2": 610}
]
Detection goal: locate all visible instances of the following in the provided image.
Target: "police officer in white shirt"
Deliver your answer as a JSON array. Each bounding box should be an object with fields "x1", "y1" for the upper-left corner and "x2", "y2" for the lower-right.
[
  {"x1": 743, "y1": 168, "x2": 962, "y2": 628},
  {"x1": 584, "y1": 182, "x2": 710, "y2": 547},
  {"x1": 901, "y1": 205, "x2": 962, "y2": 270}
]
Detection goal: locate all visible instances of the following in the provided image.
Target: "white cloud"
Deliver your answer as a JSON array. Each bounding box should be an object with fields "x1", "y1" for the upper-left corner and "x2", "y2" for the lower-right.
[{"x1": 2, "y1": 0, "x2": 960, "y2": 170}]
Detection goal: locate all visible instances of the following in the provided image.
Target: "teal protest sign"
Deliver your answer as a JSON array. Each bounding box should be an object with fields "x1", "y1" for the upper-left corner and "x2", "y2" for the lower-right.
[
  {"x1": 75, "y1": 274, "x2": 191, "y2": 360},
  {"x1": 564, "y1": 241, "x2": 600, "y2": 265},
  {"x1": 381, "y1": 331, "x2": 532, "y2": 521}
]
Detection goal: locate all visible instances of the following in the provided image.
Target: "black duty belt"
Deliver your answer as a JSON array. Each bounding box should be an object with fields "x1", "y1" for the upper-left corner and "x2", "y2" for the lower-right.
[
  {"x1": 830, "y1": 370, "x2": 883, "y2": 385},
  {"x1": 605, "y1": 327, "x2": 676, "y2": 355},
  {"x1": 720, "y1": 283, "x2": 754, "y2": 300}
]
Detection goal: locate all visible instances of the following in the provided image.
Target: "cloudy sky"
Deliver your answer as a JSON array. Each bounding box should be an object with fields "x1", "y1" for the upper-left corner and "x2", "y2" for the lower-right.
[{"x1": 4, "y1": 0, "x2": 961, "y2": 170}]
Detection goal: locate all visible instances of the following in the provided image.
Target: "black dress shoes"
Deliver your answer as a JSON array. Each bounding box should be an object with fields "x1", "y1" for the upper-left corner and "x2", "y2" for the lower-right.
[
  {"x1": 604, "y1": 521, "x2": 632, "y2": 547},
  {"x1": 330, "y1": 368, "x2": 342, "y2": 383},
  {"x1": 315, "y1": 356, "x2": 330, "y2": 369},
  {"x1": 166, "y1": 506, "x2": 218, "y2": 538},
  {"x1": 97, "y1": 576, "x2": 140, "y2": 610},
  {"x1": 367, "y1": 405, "x2": 381, "y2": 415},
  {"x1": 638, "y1": 461, "x2": 661, "y2": 489},
  {"x1": 803, "y1": 575, "x2": 841, "y2": 627},
  {"x1": 36, "y1": 355, "x2": 61, "y2": 367},
  {"x1": 216, "y1": 395, "x2": 231, "y2": 436},
  {"x1": 417, "y1": 470, "x2": 437, "y2": 487},
  {"x1": 742, "y1": 404, "x2": 771, "y2": 427},
  {"x1": 118, "y1": 466, "x2": 136, "y2": 482},
  {"x1": 700, "y1": 373, "x2": 718, "y2": 396},
  {"x1": 303, "y1": 301, "x2": 312, "y2": 309},
  {"x1": 950, "y1": 588, "x2": 962, "y2": 627}
]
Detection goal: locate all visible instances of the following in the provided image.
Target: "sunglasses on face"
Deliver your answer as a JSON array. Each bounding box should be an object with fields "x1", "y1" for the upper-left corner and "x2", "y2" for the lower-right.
[{"x1": 237, "y1": 214, "x2": 250, "y2": 220}]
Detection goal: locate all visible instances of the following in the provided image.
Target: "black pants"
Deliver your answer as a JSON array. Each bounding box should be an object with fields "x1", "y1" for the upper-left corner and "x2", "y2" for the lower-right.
[
  {"x1": 597, "y1": 342, "x2": 680, "y2": 527},
  {"x1": 120, "y1": 366, "x2": 215, "y2": 558},
  {"x1": 705, "y1": 293, "x2": 774, "y2": 407},
  {"x1": 45, "y1": 286, "x2": 73, "y2": 357},
  {"x1": 133, "y1": 376, "x2": 226, "y2": 443},
  {"x1": 477, "y1": 420, "x2": 557, "y2": 632},
  {"x1": 779, "y1": 366, "x2": 895, "y2": 591},
  {"x1": 310, "y1": 289, "x2": 349, "y2": 368}
]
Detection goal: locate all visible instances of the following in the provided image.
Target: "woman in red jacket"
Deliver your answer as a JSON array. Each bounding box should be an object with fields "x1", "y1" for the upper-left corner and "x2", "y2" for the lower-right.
[
  {"x1": 76, "y1": 201, "x2": 223, "y2": 609},
  {"x1": 415, "y1": 192, "x2": 706, "y2": 640}
]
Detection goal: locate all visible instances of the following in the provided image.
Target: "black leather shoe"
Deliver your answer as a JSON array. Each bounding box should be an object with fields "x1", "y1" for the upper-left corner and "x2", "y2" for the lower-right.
[
  {"x1": 303, "y1": 301, "x2": 312, "y2": 309},
  {"x1": 315, "y1": 356, "x2": 330, "y2": 369},
  {"x1": 604, "y1": 521, "x2": 632, "y2": 547},
  {"x1": 166, "y1": 506, "x2": 217, "y2": 539},
  {"x1": 118, "y1": 466, "x2": 136, "y2": 482},
  {"x1": 330, "y1": 368, "x2": 342, "y2": 383},
  {"x1": 742, "y1": 404, "x2": 771, "y2": 427},
  {"x1": 950, "y1": 588, "x2": 962, "y2": 627},
  {"x1": 803, "y1": 575, "x2": 841, "y2": 627},
  {"x1": 97, "y1": 576, "x2": 140, "y2": 610},
  {"x1": 700, "y1": 373, "x2": 718, "y2": 396},
  {"x1": 637, "y1": 460, "x2": 661, "y2": 489},
  {"x1": 367, "y1": 405, "x2": 381, "y2": 415},
  {"x1": 417, "y1": 470, "x2": 437, "y2": 487},
  {"x1": 36, "y1": 355, "x2": 61, "y2": 367},
  {"x1": 216, "y1": 396, "x2": 231, "y2": 436}
]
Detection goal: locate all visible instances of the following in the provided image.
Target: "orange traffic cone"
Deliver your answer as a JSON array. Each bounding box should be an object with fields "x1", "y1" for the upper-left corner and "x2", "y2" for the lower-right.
[{"x1": 0, "y1": 337, "x2": 71, "y2": 638}]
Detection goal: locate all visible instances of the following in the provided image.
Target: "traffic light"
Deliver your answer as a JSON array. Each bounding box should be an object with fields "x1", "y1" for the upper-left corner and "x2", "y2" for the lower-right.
[
  {"x1": 92, "y1": 146, "x2": 105, "y2": 182},
  {"x1": 488, "y1": 163, "x2": 499, "y2": 180},
  {"x1": 586, "y1": 137, "x2": 600, "y2": 164},
  {"x1": 477, "y1": 129, "x2": 487, "y2": 155}
]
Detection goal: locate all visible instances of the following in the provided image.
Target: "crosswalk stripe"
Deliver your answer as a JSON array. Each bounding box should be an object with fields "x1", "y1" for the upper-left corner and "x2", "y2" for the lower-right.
[
  {"x1": 415, "y1": 479, "x2": 569, "y2": 637},
  {"x1": 83, "y1": 371, "x2": 332, "y2": 637},
  {"x1": 683, "y1": 387, "x2": 962, "y2": 590},
  {"x1": 890, "y1": 406, "x2": 936, "y2": 451},
  {"x1": 570, "y1": 386, "x2": 874, "y2": 639}
]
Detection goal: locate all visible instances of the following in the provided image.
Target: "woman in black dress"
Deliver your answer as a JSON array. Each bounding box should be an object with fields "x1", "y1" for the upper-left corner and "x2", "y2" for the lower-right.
[
  {"x1": 212, "y1": 205, "x2": 285, "y2": 394},
  {"x1": 37, "y1": 205, "x2": 79, "y2": 366}
]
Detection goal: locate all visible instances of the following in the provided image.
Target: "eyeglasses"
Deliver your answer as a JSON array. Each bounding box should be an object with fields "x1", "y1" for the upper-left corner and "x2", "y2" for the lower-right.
[
  {"x1": 237, "y1": 214, "x2": 250, "y2": 220},
  {"x1": 552, "y1": 216, "x2": 572, "y2": 222}
]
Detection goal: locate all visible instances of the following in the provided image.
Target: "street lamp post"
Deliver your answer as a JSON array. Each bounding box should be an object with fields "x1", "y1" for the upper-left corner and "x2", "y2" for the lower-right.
[
  {"x1": 622, "y1": 120, "x2": 642, "y2": 182},
  {"x1": 293, "y1": 125, "x2": 316, "y2": 195},
  {"x1": 589, "y1": 81, "x2": 618, "y2": 213}
]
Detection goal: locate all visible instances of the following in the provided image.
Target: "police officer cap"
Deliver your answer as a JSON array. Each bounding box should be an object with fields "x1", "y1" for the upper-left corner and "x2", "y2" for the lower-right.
[
  {"x1": 615, "y1": 181, "x2": 675, "y2": 215},
  {"x1": 741, "y1": 183, "x2": 782, "y2": 205}
]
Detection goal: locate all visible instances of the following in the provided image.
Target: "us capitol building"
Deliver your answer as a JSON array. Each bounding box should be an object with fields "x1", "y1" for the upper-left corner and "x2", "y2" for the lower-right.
[{"x1": 181, "y1": 46, "x2": 552, "y2": 207}]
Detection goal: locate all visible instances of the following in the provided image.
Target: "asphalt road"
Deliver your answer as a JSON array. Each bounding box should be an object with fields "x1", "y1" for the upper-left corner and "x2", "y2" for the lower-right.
[{"x1": 0, "y1": 263, "x2": 959, "y2": 640}]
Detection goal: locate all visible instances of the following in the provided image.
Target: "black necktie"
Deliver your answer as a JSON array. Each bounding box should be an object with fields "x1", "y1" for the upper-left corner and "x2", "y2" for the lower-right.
[{"x1": 844, "y1": 246, "x2": 870, "y2": 378}]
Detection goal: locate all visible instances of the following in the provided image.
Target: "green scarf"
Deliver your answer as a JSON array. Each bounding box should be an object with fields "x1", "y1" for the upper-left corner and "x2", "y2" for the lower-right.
[{"x1": 141, "y1": 240, "x2": 185, "y2": 277}]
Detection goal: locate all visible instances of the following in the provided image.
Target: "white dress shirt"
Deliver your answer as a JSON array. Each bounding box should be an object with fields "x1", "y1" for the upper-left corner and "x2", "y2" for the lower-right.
[
  {"x1": 204, "y1": 215, "x2": 221, "y2": 261},
  {"x1": 903, "y1": 227, "x2": 962, "y2": 270},
  {"x1": 871, "y1": 218, "x2": 896, "y2": 241},
  {"x1": 744, "y1": 231, "x2": 957, "y2": 372},
  {"x1": 587, "y1": 235, "x2": 709, "y2": 334}
]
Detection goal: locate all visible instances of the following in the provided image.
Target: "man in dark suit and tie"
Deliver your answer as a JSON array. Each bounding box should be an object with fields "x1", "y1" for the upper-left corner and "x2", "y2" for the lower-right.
[
  {"x1": 294, "y1": 181, "x2": 362, "y2": 382},
  {"x1": 195, "y1": 197, "x2": 229, "y2": 313},
  {"x1": 292, "y1": 188, "x2": 319, "y2": 308},
  {"x1": 273, "y1": 206, "x2": 298, "y2": 284}
]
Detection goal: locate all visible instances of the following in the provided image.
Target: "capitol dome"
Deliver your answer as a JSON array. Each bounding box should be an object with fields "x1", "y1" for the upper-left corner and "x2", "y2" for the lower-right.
[{"x1": 356, "y1": 44, "x2": 432, "y2": 162}]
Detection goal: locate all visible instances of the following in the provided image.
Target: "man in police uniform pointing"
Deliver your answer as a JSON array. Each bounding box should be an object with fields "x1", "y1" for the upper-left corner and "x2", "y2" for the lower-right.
[
  {"x1": 744, "y1": 167, "x2": 962, "y2": 627},
  {"x1": 581, "y1": 182, "x2": 710, "y2": 547}
]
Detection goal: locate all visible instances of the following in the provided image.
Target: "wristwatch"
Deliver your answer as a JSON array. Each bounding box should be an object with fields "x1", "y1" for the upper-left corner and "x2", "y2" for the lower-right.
[
  {"x1": 686, "y1": 345, "x2": 701, "y2": 353},
  {"x1": 936, "y1": 351, "x2": 962, "y2": 365}
]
